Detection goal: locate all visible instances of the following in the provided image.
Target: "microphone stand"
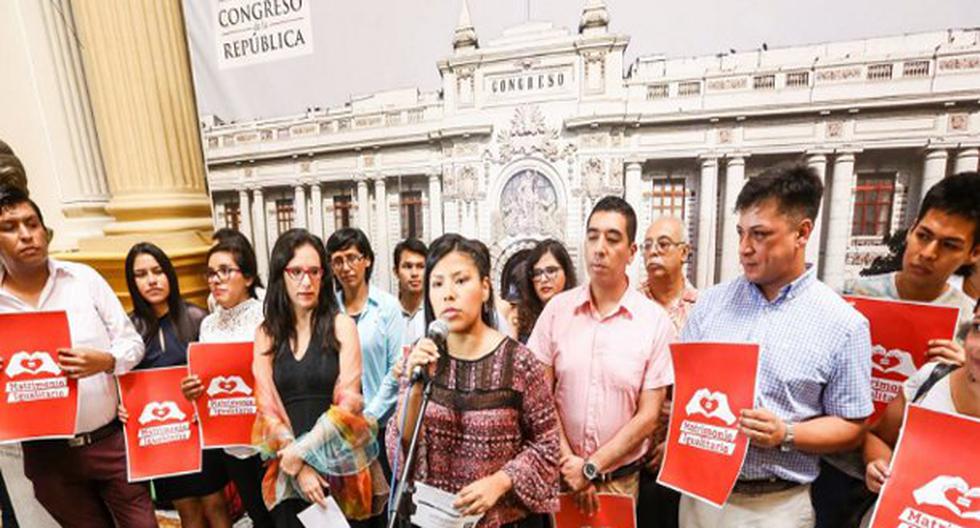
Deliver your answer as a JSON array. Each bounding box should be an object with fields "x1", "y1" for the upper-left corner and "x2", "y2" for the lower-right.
[{"x1": 386, "y1": 371, "x2": 435, "y2": 528}]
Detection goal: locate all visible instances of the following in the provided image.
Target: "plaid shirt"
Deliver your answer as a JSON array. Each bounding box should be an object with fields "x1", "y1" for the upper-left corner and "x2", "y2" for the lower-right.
[{"x1": 681, "y1": 266, "x2": 873, "y2": 483}]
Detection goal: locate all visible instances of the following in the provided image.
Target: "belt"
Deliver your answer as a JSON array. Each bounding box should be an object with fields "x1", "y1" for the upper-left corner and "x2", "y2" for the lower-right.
[
  {"x1": 66, "y1": 420, "x2": 120, "y2": 448},
  {"x1": 597, "y1": 458, "x2": 645, "y2": 483},
  {"x1": 732, "y1": 478, "x2": 801, "y2": 495}
]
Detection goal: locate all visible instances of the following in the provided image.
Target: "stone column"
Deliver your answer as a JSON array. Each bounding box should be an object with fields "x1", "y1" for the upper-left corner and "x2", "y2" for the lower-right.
[
  {"x1": 252, "y1": 187, "x2": 269, "y2": 280},
  {"x1": 309, "y1": 182, "x2": 324, "y2": 238},
  {"x1": 237, "y1": 189, "x2": 253, "y2": 242},
  {"x1": 356, "y1": 176, "x2": 370, "y2": 231},
  {"x1": 622, "y1": 161, "x2": 645, "y2": 285},
  {"x1": 428, "y1": 172, "x2": 443, "y2": 240},
  {"x1": 695, "y1": 156, "x2": 719, "y2": 288},
  {"x1": 293, "y1": 184, "x2": 307, "y2": 229},
  {"x1": 954, "y1": 147, "x2": 979, "y2": 174},
  {"x1": 34, "y1": 0, "x2": 113, "y2": 249},
  {"x1": 719, "y1": 156, "x2": 745, "y2": 282},
  {"x1": 67, "y1": 0, "x2": 213, "y2": 306},
  {"x1": 373, "y1": 175, "x2": 391, "y2": 290},
  {"x1": 824, "y1": 152, "x2": 857, "y2": 291},
  {"x1": 806, "y1": 153, "x2": 828, "y2": 271}
]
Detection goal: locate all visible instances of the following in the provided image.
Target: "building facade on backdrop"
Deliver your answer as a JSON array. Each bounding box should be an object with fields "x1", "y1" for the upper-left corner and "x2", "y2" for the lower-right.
[{"x1": 201, "y1": 1, "x2": 980, "y2": 292}]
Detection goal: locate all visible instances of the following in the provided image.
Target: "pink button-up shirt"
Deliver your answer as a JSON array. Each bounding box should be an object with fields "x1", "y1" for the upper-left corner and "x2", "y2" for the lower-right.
[{"x1": 528, "y1": 283, "x2": 675, "y2": 468}]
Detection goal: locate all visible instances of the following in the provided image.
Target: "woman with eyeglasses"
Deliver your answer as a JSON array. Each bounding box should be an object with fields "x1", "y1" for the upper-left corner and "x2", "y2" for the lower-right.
[
  {"x1": 253, "y1": 229, "x2": 385, "y2": 528},
  {"x1": 389, "y1": 234, "x2": 561, "y2": 528},
  {"x1": 516, "y1": 239, "x2": 577, "y2": 343},
  {"x1": 122, "y1": 242, "x2": 232, "y2": 528},
  {"x1": 180, "y1": 233, "x2": 274, "y2": 527}
]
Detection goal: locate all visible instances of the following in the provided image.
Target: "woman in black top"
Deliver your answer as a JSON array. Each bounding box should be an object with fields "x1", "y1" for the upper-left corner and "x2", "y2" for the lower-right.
[
  {"x1": 123, "y1": 242, "x2": 231, "y2": 528},
  {"x1": 252, "y1": 229, "x2": 368, "y2": 527}
]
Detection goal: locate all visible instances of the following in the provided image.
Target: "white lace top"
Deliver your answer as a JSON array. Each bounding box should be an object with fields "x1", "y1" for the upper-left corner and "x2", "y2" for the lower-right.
[{"x1": 199, "y1": 298, "x2": 264, "y2": 344}]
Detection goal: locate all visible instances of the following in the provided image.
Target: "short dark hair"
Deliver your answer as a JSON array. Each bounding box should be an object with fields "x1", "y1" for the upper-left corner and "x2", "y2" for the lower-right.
[
  {"x1": 916, "y1": 171, "x2": 980, "y2": 247},
  {"x1": 0, "y1": 184, "x2": 46, "y2": 230},
  {"x1": 207, "y1": 233, "x2": 263, "y2": 298},
  {"x1": 393, "y1": 238, "x2": 428, "y2": 269},
  {"x1": 735, "y1": 164, "x2": 823, "y2": 222},
  {"x1": 325, "y1": 227, "x2": 375, "y2": 283},
  {"x1": 587, "y1": 195, "x2": 638, "y2": 242}
]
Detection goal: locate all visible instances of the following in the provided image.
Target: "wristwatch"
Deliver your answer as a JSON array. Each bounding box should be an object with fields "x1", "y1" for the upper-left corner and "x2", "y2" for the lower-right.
[
  {"x1": 780, "y1": 422, "x2": 796, "y2": 452},
  {"x1": 582, "y1": 460, "x2": 601, "y2": 482}
]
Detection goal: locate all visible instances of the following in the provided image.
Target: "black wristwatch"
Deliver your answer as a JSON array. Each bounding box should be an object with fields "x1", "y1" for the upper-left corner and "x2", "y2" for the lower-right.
[{"x1": 582, "y1": 460, "x2": 601, "y2": 482}]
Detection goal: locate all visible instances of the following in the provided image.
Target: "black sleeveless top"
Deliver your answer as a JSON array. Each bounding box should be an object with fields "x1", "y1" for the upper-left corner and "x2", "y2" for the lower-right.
[{"x1": 272, "y1": 322, "x2": 339, "y2": 436}]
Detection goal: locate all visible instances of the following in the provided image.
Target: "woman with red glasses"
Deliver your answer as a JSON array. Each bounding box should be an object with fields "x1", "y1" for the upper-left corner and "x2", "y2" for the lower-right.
[{"x1": 252, "y1": 229, "x2": 386, "y2": 527}]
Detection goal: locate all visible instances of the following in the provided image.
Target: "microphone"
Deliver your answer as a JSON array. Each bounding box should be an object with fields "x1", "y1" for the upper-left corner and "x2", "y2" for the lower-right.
[{"x1": 411, "y1": 319, "x2": 449, "y2": 383}]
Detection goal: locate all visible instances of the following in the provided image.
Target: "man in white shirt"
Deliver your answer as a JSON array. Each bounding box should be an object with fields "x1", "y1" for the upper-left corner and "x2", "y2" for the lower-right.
[{"x1": 0, "y1": 184, "x2": 155, "y2": 527}]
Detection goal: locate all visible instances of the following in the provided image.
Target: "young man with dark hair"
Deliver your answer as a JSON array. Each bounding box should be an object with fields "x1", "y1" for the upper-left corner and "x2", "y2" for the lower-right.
[
  {"x1": 679, "y1": 165, "x2": 873, "y2": 527},
  {"x1": 325, "y1": 227, "x2": 404, "y2": 487},
  {"x1": 529, "y1": 195, "x2": 674, "y2": 515},
  {"x1": 0, "y1": 184, "x2": 155, "y2": 527},
  {"x1": 392, "y1": 238, "x2": 427, "y2": 340},
  {"x1": 813, "y1": 171, "x2": 980, "y2": 528}
]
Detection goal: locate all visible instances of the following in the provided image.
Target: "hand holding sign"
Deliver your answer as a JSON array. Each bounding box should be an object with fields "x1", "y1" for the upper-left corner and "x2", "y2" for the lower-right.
[
  {"x1": 739, "y1": 408, "x2": 787, "y2": 449},
  {"x1": 57, "y1": 347, "x2": 114, "y2": 378}
]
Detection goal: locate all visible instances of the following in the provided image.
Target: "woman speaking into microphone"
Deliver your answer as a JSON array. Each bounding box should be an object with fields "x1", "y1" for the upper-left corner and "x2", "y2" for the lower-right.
[{"x1": 387, "y1": 234, "x2": 561, "y2": 528}]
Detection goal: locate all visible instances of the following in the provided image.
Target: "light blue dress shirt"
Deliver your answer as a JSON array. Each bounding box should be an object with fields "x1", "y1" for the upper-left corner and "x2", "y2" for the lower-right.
[
  {"x1": 681, "y1": 266, "x2": 873, "y2": 484},
  {"x1": 338, "y1": 285, "x2": 405, "y2": 424}
]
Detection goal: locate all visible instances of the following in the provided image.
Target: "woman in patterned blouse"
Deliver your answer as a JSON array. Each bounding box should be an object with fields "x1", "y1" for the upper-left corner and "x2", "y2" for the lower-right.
[{"x1": 387, "y1": 234, "x2": 561, "y2": 528}]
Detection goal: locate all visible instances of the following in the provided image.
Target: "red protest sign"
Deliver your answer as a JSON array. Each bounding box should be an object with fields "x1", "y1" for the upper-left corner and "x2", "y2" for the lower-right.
[
  {"x1": 187, "y1": 342, "x2": 256, "y2": 448},
  {"x1": 0, "y1": 311, "x2": 76, "y2": 443},
  {"x1": 118, "y1": 366, "x2": 202, "y2": 481},
  {"x1": 657, "y1": 342, "x2": 759, "y2": 507},
  {"x1": 869, "y1": 405, "x2": 980, "y2": 527},
  {"x1": 553, "y1": 493, "x2": 636, "y2": 528},
  {"x1": 843, "y1": 296, "x2": 959, "y2": 422}
]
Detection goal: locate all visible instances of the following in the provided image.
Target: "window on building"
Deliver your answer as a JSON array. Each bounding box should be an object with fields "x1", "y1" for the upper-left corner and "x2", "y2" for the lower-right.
[
  {"x1": 867, "y1": 63, "x2": 894, "y2": 81},
  {"x1": 650, "y1": 176, "x2": 687, "y2": 220},
  {"x1": 224, "y1": 201, "x2": 241, "y2": 231},
  {"x1": 678, "y1": 81, "x2": 701, "y2": 97},
  {"x1": 903, "y1": 60, "x2": 930, "y2": 78},
  {"x1": 400, "y1": 191, "x2": 424, "y2": 239},
  {"x1": 785, "y1": 71, "x2": 810, "y2": 88},
  {"x1": 851, "y1": 173, "x2": 896, "y2": 239},
  {"x1": 333, "y1": 194, "x2": 352, "y2": 229},
  {"x1": 647, "y1": 84, "x2": 669, "y2": 100},
  {"x1": 752, "y1": 74, "x2": 775, "y2": 90},
  {"x1": 275, "y1": 199, "x2": 294, "y2": 235}
]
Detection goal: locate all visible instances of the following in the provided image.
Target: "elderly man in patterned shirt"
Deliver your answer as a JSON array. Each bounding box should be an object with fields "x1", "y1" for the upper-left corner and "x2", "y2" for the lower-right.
[
  {"x1": 678, "y1": 165, "x2": 873, "y2": 527},
  {"x1": 636, "y1": 215, "x2": 698, "y2": 528}
]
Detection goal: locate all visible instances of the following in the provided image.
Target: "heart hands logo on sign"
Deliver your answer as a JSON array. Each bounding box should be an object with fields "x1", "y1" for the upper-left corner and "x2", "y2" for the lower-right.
[
  {"x1": 870, "y1": 345, "x2": 918, "y2": 378},
  {"x1": 206, "y1": 375, "x2": 253, "y2": 397},
  {"x1": 4, "y1": 351, "x2": 62, "y2": 377},
  {"x1": 685, "y1": 388, "x2": 737, "y2": 426},
  {"x1": 138, "y1": 401, "x2": 186, "y2": 425},
  {"x1": 913, "y1": 475, "x2": 980, "y2": 520}
]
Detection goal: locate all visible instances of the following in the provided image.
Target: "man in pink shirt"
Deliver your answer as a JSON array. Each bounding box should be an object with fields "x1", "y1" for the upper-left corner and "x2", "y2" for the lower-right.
[{"x1": 528, "y1": 196, "x2": 675, "y2": 515}]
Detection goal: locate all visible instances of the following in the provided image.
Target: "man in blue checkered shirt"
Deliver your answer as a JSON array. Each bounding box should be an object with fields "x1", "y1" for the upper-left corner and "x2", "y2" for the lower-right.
[{"x1": 678, "y1": 165, "x2": 873, "y2": 527}]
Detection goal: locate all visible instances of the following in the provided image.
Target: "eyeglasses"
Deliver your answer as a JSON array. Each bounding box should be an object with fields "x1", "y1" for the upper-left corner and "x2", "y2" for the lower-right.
[
  {"x1": 642, "y1": 237, "x2": 686, "y2": 254},
  {"x1": 205, "y1": 266, "x2": 241, "y2": 282},
  {"x1": 284, "y1": 266, "x2": 324, "y2": 282},
  {"x1": 329, "y1": 254, "x2": 364, "y2": 269},
  {"x1": 531, "y1": 266, "x2": 562, "y2": 283}
]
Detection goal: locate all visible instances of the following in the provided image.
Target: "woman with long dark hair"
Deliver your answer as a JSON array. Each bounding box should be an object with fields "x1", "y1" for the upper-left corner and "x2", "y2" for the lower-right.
[
  {"x1": 123, "y1": 242, "x2": 231, "y2": 528},
  {"x1": 516, "y1": 239, "x2": 577, "y2": 342},
  {"x1": 180, "y1": 233, "x2": 274, "y2": 527},
  {"x1": 252, "y1": 229, "x2": 385, "y2": 527},
  {"x1": 388, "y1": 234, "x2": 560, "y2": 528}
]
